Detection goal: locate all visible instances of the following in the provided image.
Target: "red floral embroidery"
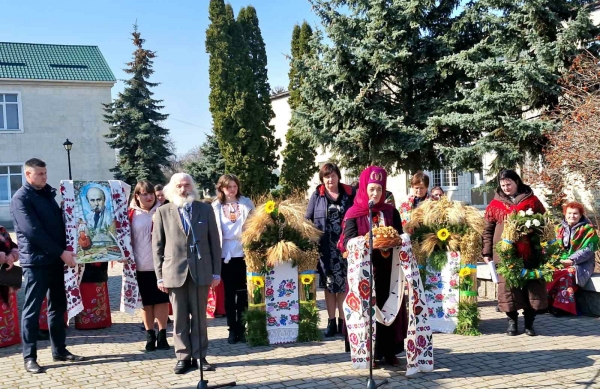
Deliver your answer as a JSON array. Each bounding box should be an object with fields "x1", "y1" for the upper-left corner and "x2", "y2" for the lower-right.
[
  {"x1": 346, "y1": 292, "x2": 361, "y2": 312},
  {"x1": 358, "y1": 279, "x2": 370, "y2": 300}
]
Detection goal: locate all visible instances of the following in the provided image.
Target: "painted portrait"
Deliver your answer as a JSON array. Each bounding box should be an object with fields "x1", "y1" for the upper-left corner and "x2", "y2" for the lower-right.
[{"x1": 71, "y1": 181, "x2": 123, "y2": 263}]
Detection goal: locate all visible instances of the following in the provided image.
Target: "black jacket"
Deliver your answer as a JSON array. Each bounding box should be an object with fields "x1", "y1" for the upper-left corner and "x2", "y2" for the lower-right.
[{"x1": 11, "y1": 183, "x2": 66, "y2": 267}]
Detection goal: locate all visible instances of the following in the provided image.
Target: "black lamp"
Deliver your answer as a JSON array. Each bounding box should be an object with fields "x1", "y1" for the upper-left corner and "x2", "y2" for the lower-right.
[{"x1": 63, "y1": 138, "x2": 73, "y2": 180}]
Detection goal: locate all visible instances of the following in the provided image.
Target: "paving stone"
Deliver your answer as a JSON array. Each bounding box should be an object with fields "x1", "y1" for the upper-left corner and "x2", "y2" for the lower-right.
[{"x1": 1, "y1": 263, "x2": 600, "y2": 388}]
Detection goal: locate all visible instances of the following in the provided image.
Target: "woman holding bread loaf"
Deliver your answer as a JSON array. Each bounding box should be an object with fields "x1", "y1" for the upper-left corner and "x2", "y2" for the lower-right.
[{"x1": 339, "y1": 166, "x2": 407, "y2": 368}]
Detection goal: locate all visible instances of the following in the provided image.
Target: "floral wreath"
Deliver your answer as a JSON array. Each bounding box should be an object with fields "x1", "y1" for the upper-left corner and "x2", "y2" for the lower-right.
[{"x1": 495, "y1": 209, "x2": 562, "y2": 289}]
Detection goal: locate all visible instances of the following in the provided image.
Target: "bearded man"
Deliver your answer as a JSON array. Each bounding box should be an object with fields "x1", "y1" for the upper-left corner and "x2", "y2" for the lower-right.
[{"x1": 152, "y1": 173, "x2": 221, "y2": 374}]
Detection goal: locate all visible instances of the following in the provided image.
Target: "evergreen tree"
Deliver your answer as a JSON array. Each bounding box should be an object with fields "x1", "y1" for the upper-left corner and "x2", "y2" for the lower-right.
[
  {"x1": 294, "y1": 0, "x2": 474, "y2": 174},
  {"x1": 430, "y1": 0, "x2": 599, "y2": 173},
  {"x1": 280, "y1": 22, "x2": 317, "y2": 194},
  {"x1": 185, "y1": 134, "x2": 225, "y2": 197},
  {"x1": 237, "y1": 6, "x2": 274, "y2": 130},
  {"x1": 103, "y1": 25, "x2": 171, "y2": 186},
  {"x1": 206, "y1": 0, "x2": 280, "y2": 196}
]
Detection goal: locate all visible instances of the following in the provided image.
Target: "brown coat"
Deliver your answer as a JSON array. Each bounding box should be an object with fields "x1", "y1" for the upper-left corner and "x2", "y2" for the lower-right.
[
  {"x1": 152, "y1": 201, "x2": 222, "y2": 288},
  {"x1": 482, "y1": 187, "x2": 548, "y2": 312}
]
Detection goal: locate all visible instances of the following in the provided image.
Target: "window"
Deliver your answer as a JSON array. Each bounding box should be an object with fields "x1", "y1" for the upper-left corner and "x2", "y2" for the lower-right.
[
  {"x1": 0, "y1": 93, "x2": 23, "y2": 132},
  {"x1": 0, "y1": 165, "x2": 24, "y2": 201},
  {"x1": 432, "y1": 170, "x2": 442, "y2": 187},
  {"x1": 471, "y1": 171, "x2": 484, "y2": 186},
  {"x1": 431, "y1": 170, "x2": 458, "y2": 188}
]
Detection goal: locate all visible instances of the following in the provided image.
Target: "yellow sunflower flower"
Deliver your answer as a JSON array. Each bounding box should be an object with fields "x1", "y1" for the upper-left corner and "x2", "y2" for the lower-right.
[
  {"x1": 301, "y1": 274, "x2": 315, "y2": 285},
  {"x1": 252, "y1": 276, "x2": 265, "y2": 288},
  {"x1": 459, "y1": 267, "x2": 471, "y2": 278},
  {"x1": 264, "y1": 200, "x2": 276, "y2": 214},
  {"x1": 437, "y1": 228, "x2": 451, "y2": 241}
]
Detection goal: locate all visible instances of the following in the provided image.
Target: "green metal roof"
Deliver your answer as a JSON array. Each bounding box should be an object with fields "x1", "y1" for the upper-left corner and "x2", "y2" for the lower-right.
[{"x1": 0, "y1": 42, "x2": 116, "y2": 82}]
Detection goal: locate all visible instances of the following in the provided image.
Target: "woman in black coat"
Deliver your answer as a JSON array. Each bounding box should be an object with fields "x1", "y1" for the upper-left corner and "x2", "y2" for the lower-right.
[{"x1": 305, "y1": 163, "x2": 354, "y2": 337}]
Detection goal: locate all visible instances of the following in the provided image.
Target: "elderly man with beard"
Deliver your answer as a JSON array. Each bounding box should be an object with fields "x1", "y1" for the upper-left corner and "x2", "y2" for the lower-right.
[{"x1": 152, "y1": 173, "x2": 222, "y2": 374}]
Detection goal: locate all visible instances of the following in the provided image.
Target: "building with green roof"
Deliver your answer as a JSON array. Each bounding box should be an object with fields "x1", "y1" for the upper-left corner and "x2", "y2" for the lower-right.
[
  {"x1": 0, "y1": 42, "x2": 117, "y2": 225},
  {"x1": 0, "y1": 42, "x2": 116, "y2": 82}
]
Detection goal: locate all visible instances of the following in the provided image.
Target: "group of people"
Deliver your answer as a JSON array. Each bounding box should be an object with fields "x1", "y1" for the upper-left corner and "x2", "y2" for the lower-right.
[
  {"x1": 482, "y1": 170, "x2": 598, "y2": 335},
  {"x1": 1, "y1": 156, "x2": 597, "y2": 376},
  {"x1": 3, "y1": 158, "x2": 255, "y2": 376},
  {"x1": 306, "y1": 163, "x2": 598, "y2": 369}
]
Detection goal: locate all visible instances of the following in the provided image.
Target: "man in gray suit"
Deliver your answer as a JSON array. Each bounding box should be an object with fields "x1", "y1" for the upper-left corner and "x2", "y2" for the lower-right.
[{"x1": 152, "y1": 173, "x2": 222, "y2": 375}]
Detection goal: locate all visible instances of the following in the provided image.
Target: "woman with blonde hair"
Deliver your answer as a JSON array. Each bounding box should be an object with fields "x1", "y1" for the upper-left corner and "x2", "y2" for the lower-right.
[
  {"x1": 129, "y1": 180, "x2": 170, "y2": 351},
  {"x1": 212, "y1": 174, "x2": 255, "y2": 343}
]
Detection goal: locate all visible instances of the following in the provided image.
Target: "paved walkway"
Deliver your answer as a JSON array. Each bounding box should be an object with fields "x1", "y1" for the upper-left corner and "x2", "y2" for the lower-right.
[{"x1": 1, "y1": 263, "x2": 599, "y2": 389}]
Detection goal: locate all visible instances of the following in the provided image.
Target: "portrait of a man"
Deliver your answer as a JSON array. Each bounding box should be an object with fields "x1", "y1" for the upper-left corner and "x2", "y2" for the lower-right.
[
  {"x1": 70, "y1": 182, "x2": 121, "y2": 263},
  {"x1": 85, "y1": 187, "x2": 113, "y2": 232}
]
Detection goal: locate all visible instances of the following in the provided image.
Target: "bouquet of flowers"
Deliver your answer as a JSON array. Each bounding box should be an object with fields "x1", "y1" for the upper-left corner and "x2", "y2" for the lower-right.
[{"x1": 495, "y1": 209, "x2": 562, "y2": 289}]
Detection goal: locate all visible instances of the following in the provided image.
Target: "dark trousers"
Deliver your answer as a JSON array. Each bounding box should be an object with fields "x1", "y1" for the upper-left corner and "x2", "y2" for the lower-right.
[
  {"x1": 507, "y1": 308, "x2": 536, "y2": 325},
  {"x1": 22, "y1": 264, "x2": 67, "y2": 361},
  {"x1": 221, "y1": 257, "x2": 247, "y2": 331}
]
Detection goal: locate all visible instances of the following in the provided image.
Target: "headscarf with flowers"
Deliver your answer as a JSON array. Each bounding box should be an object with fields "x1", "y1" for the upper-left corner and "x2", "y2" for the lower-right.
[{"x1": 338, "y1": 166, "x2": 395, "y2": 252}]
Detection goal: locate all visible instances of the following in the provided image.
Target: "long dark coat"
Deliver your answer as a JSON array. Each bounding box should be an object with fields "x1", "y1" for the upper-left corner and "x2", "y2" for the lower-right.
[{"x1": 482, "y1": 187, "x2": 548, "y2": 312}]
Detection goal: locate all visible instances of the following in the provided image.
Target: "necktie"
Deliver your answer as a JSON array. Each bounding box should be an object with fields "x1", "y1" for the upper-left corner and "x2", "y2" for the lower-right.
[
  {"x1": 94, "y1": 212, "x2": 100, "y2": 229},
  {"x1": 181, "y1": 205, "x2": 191, "y2": 234}
]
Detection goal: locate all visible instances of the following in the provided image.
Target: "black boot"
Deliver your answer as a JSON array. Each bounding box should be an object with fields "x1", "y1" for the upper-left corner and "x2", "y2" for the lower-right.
[
  {"x1": 145, "y1": 330, "x2": 157, "y2": 351},
  {"x1": 236, "y1": 322, "x2": 247, "y2": 343},
  {"x1": 325, "y1": 318, "x2": 337, "y2": 337},
  {"x1": 524, "y1": 309, "x2": 537, "y2": 336},
  {"x1": 506, "y1": 312, "x2": 518, "y2": 336},
  {"x1": 337, "y1": 318, "x2": 344, "y2": 334},
  {"x1": 344, "y1": 332, "x2": 350, "y2": 353},
  {"x1": 157, "y1": 329, "x2": 170, "y2": 350},
  {"x1": 227, "y1": 328, "x2": 237, "y2": 344}
]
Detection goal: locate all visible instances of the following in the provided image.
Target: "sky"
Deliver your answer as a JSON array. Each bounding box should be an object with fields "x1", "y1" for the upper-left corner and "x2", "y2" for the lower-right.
[{"x1": 3, "y1": 0, "x2": 321, "y2": 155}]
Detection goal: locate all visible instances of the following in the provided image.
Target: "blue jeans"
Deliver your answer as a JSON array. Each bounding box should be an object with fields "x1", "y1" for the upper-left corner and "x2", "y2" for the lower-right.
[{"x1": 21, "y1": 263, "x2": 67, "y2": 361}]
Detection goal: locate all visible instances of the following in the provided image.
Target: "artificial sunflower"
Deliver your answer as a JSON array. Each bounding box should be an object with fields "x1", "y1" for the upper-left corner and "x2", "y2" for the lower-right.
[
  {"x1": 458, "y1": 267, "x2": 471, "y2": 278},
  {"x1": 437, "y1": 228, "x2": 451, "y2": 241},
  {"x1": 264, "y1": 200, "x2": 277, "y2": 214},
  {"x1": 252, "y1": 276, "x2": 265, "y2": 288},
  {"x1": 301, "y1": 275, "x2": 315, "y2": 285}
]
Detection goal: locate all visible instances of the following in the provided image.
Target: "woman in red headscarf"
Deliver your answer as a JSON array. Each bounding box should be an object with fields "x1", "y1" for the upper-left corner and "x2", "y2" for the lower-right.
[{"x1": 340, "y1": 166, "x2": 408, "y2": 368}]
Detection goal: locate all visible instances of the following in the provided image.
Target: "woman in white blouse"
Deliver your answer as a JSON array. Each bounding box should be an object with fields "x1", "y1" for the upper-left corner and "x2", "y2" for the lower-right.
[{"x1": 212, "y1": 174, "x2": 255, "y2": 344}]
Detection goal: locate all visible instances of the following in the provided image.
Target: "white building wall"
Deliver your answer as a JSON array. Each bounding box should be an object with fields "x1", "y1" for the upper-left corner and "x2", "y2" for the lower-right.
[
  {"x1": 270, "y1": 93, "x2": 292, "y2": 175},
  {"x1": 0, "y1": 80, "x2": 116, "y2": 224},
  {"x1": 270, "y1": 93, "x2": 496, "y2": 206}
]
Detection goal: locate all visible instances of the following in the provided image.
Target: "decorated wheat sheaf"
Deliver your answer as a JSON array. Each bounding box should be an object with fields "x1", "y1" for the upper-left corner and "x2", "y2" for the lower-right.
[
  {"x1": 241, "y1": 198, "x2": 323, "y2": 346},
  {"x1": 241, "y1": 199, "x2": 322, "y2": 274},
  {"x1": 407, "y1": 196, "x2": 484, "y2": 336},
  {"x1": 406, "y1": 197, "x2": 484, "y2": 266}
]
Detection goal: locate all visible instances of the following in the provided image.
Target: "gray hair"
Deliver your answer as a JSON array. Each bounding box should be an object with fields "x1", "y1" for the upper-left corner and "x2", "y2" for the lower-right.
[{"x1": 163, "y1": 173, "x2": 199, "y2": 202}]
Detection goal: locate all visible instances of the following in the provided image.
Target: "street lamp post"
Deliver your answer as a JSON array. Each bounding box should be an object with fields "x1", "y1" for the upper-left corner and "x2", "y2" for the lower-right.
[{"x1": 63, "y1": 139, "x2": 73, "y2": 180}]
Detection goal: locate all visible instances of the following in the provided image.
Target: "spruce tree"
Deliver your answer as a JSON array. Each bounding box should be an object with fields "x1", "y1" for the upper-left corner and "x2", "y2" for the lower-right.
[
  {"x1": 103, "y1": 25, "x2": 171, "y2": 186},
  {"x1": 294, "y1": 0, "x2": 472, "y2": 174},
  {"x1": 430, "y1": 0, "x2": 599, "y2": 173},
  {"x1": 206, "y1": 0, "x2": 280, "y2": 196},
  {"x1": 185, "y1": 134, "x2": 225, "y2": 197},
  {"x1": 280, "y1": 22, "x2": 317, "y2": 194}
]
